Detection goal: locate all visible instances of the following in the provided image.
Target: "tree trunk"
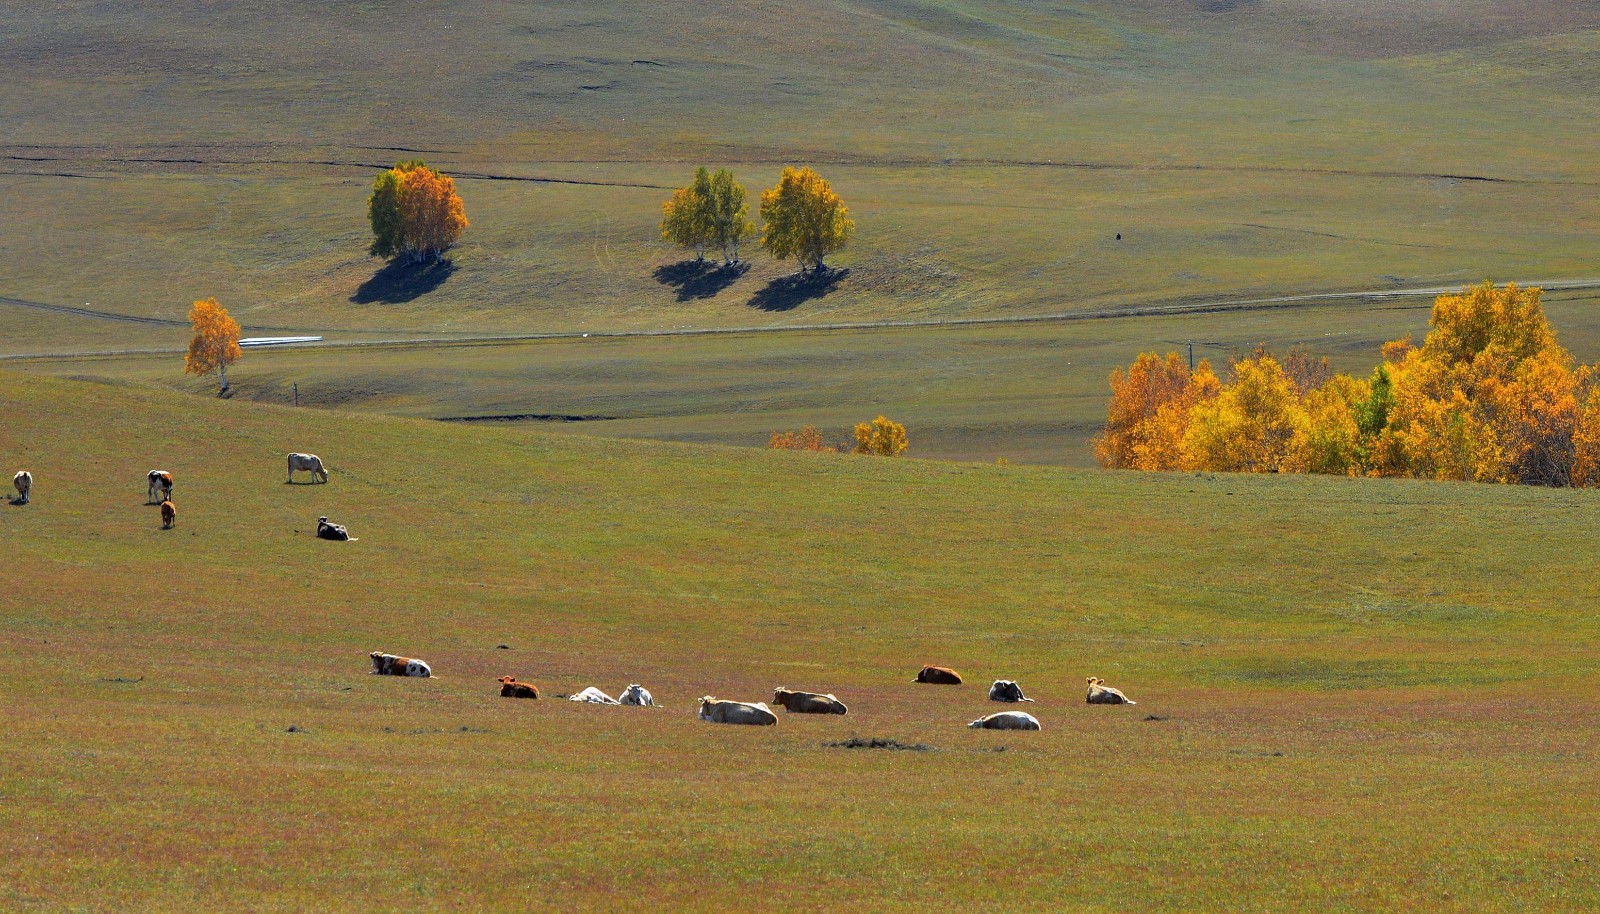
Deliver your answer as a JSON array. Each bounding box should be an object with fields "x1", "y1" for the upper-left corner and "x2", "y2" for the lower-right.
[{"x1": 218, "y1": 361, "x2": 229, "y2": 393}]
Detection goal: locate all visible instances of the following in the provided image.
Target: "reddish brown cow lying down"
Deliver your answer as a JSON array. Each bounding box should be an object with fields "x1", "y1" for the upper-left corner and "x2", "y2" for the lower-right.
[
  {"x1": 498, "y1": 676, "x2": 540, "y2": 698},
  {"x1": 912, "y1": 665, "x2": 962, "y2": 684}
]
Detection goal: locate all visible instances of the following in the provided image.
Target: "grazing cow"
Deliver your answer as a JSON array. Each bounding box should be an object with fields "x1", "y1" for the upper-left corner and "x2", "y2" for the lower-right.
[
  {"x1": 912, "y1": 665, "x2": 962, "y2": 685},
  {"x1": 370, "y1": 651, "x2": 432, "y2": 677},
  {"x1": 569, "y1": 686, "x2": 621, "y2": 705},
  {"x1": 147, "y1": 470, "x2": 173, "y2": 504},
  {"x1": 771, "y1": 688, "x2": 848, "y2": 715},
  {"x1": 498, "y1": 676, "x2": 540, "y2": 699},
  {"x1": 287, "y1": 452, "x2": 328, "y2": 484},
  {"x1": 1085, "y1": 677, "x2": 1136, "y2": 705},
  {"x1": 160, "y1": 499, "x2": 176, "y2": 529},
  {"x1": 697, "y1": 696, "x2": 778, "y2": 726},
  {"x1": 316, "y1": 516, "x2": 353, "y2": 541},
  {"x1": 988, "y1": 680, "x2": 1035, "y2": 703},
  {"x1": 969, "y1": 711, "x2": 1042, "y2": 731},
  {"x1": 619, "y1": 684, "x2": 656, "y2": 707},
  {"x1": 12, "y1": 471, "x2": 31, "y2": 504}
]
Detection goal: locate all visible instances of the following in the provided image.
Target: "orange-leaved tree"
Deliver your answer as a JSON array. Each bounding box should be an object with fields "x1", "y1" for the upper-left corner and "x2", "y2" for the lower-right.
[
  {"x1": 1094, "y1": 352, "x2": 1219, "y2": 470},
  {"x1": 853, "y1": 416, "x2": 907, "y2": 456},
  {"x1": 368, "y1": 161, "x2": 467, "y2": 263},
  {"x1": 185, "y1": 297, "x2": 242, "y2": 393},
  {"x1": 759, "y1": 166, "x2": 854, "y2": 272},
  {"x1": 768, "y1": 426, "x2": 835, "y2": 452}
]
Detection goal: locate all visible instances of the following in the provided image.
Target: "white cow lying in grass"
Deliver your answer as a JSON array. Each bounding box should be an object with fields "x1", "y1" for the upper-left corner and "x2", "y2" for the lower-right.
[
  {"x1": 697, "y1": 697, "x2": 777, "y2": 726},
  {"x1": 969, "y1": 711, "x2": 1041, "y2": 731},
  {"x1": 619, "y1": 684, "x2": 655, "y2": 706},
  {"x1": 569, "y1": 686, "x2": 621, "y2": 705},
  {"x1": 1085, "y1": 677, "x2": 1136, "y2": 705}
]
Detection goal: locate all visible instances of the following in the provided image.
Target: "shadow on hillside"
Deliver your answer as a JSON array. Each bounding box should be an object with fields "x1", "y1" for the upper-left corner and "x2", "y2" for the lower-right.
[
  {"x1": 747, "y1": 267, "x2": 849, "y2": 312},
  {"x1": 652, "y1": 259, "x2": 749, "y2": 301},
  {"x1": 351, "y1": 258, "x2": 456, "y2": 304}
]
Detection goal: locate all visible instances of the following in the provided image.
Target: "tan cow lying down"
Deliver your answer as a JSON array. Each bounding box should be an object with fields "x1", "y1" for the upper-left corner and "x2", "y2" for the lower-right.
[
  {"x1": 370, "y1": 652, "x2": 432, "y2": 677},
  {"x1": 13, "y1": 470, "x2": 31, "y2": 504},
  {"x1": 498, "y1": 676, "x2": 540, "y2": 698},
  {"x1": 569, "y1": 686, "x2": 621, "y2": 705},
  {"x1": 969, "y1": 711, "x2": 1041, "y2": 731},
  {"x1": 772, "y1": 688, "x2": 848, "y2": 714},
  {"x1": 697, "y1": 697, "x2": 777, "y2": 726},
  {"x1": 1086, "y1": 677, "x2": 1136, "y2": 704},
  {"x1": 912, "y1": 665, "x2": 962, "y2": 684}
]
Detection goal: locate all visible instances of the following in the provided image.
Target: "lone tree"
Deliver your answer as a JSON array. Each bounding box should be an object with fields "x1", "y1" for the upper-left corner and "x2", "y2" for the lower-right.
[
  {"x1": 368, "y1": 161, "x2": 468, "y2": 263},
  {"x1": 185, "y1": 297, "x2": 242, "y2": 393},
  {"x1": 759, "y1": 166, "x2": 854, "y2": 272},
  {"x1": 853, "y1": 416, "x2": 907, "y2": 456}
]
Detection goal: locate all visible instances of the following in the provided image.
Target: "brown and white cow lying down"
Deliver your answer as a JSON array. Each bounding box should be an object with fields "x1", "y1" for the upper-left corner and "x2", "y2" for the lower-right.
[
  {"x1": 1086, "y1": 677, "x2": 1136, "y2": 705},
  {"x1": 370, "y1": 652, "x2": 432, "y2": 677},
  {"x1": 988, "y1": 680, "x2": 1034, "y2": 703},
  {"x1": 969, "y1": 711, "x2": 1041, "y2": 731},
  {"x1": 147, "y1": 470, "x2": 173, "y2": 504},
  {"x1": 772, "y1": 688, "x2": 848, "y2": 714},
  {"x1": 697, "y1": 697, "x2": 777, "y2": 726},
  {"x1": 912, "y1": 665, "x2": 962, "y2": 684},
  {"x1": 498, "y1": 676, "x2": 540, "y2": 698},
  {"x1": 13, "y1": 470, "x2": 31, "y2": 504},
  {"x1": 160, "y1": 499, "x2": 176, "y2": 529}
]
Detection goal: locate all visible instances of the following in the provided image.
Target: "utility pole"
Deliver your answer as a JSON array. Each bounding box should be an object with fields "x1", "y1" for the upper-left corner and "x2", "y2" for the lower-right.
[
  {"x1": 1188, "y1": 341, "x2": 1194, "y2": 371},
  {"x1": 293, "y1": 382, "x2": 298, "y2": 407}
]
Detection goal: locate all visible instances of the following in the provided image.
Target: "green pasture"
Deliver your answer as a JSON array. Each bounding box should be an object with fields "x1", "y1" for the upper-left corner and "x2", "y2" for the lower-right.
[{"x1": 3, "y1": 373, "x2": 1598, "y2": 911}]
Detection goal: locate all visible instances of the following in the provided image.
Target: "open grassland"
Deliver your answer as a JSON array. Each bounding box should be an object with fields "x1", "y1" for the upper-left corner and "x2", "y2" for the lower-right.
[
  {"x1": 13, "y1": 287, "x2": 1600, "y2": 466},
  {"x1": 2, "y1": 0, "x2": 1599, "y2": 341},
  {"x1": 3, "y1": 373, "x2": 1599, "y2": 911}
]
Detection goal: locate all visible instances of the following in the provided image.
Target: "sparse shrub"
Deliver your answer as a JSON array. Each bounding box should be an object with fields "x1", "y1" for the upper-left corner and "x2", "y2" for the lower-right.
[
  {"x1": 768, "y1": 425, "x2": 835, "y2": 452},
  {"x1": 853, "y1": 416, "x2": 907, "y2": 456}
]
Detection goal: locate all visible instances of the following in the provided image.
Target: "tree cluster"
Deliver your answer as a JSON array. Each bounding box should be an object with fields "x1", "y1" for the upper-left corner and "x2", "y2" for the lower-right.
[
  {"x1": 662, "y1": 166, "x2": 854, "y2": 271},
  {"x1": 1096, "y1": 282, "x2": 1600, "y2": 486},
  {"x1": 767, "y1": 417, "x2": 908, "y2": 456},
  {"x1": 368, "y1": 161, "x2": 469, "y2": 263}
]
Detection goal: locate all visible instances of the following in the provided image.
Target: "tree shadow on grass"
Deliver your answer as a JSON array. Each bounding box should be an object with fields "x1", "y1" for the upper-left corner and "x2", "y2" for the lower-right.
[
  {"x1": 351, "y1": 258, "x2": 456, "y2": 304},
  {"x1": 652, "y1": 259, "x2": 750, "y2": 301},
  {"x1": 747, "y1": 267, "x2": 850, "y2": 312}
]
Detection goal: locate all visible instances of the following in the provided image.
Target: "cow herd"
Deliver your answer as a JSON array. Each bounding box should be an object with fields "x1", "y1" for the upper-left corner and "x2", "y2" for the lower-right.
[
  {"x1": 370, "y1": 650, "x2": 1137, "y2": 731},
  {"x1": 12, "y1": 451, "x2": 1142, "y2": 735}
]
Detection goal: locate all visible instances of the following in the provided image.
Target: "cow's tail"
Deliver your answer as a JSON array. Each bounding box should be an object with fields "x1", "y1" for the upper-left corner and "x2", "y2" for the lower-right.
[{"x1": 1020, "y1": 697, "x2": 1036, "y2": 702}]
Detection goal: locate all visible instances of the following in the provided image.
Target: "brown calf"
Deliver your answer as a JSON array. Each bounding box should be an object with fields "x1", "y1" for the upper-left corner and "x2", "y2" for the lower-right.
[
  {"x1": 498, "y1": 676, "x2": 540, "y2": 699},
  {"x1": 912, "y1": 665, "x2": 963, "y2": 685}
]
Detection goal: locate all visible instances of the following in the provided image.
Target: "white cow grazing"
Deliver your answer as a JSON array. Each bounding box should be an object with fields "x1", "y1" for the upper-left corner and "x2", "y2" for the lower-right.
[
  {"x1": 969, "y1": 711, "x2": 1042, "y2": 731},
  {"x1": 569, "y1": 686, "x2": 621, "y2": 705},
  {"x1": 286, "y1": 452, "x2": 328, "y2": 484},
  {"x1": 988, "y1": 680, "x2": 1035, "y2": 703},
  {"x1": 13, "y1": 471, "x2": 31, "y2": 504},
  {"x1": 697, "y1": 697, "x2": 778, "y2": 726},
  {"x1": 147, "y1": 470, "x2": 173, "y2": 504},
  {"x1": 619, "y1": 684, "x2": 656, "y2": 707}
]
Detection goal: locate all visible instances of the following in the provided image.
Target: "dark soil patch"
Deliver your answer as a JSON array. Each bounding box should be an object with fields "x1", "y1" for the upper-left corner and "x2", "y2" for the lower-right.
[{"x1": 826, "y1": 737, "x2": 935, "y2": 752}]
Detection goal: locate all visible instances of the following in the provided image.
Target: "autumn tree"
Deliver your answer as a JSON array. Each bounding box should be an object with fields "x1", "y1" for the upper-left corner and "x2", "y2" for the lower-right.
[
  {"x1": 853, "y1": 416, "x2": 907, "y2": 456},
  {"x1": 759, "y1": 166, "x2": 855, "y2": 272},
  {"x1": 707, "y1": 169, "x2": 756, "y2": 265},
  {"x1": 1182, "y1": 354, "x2": 1304, "y2": 473},
  {"x1": 368, "y1": 161, "x2": 468, "y2": 263},
  {"x1": 184, "y1": 297, "x2": 242, "y2": 393},
  {"x1": 661, "y1": 167, "x2": 714, "y2": 261},
  {"x1": 1093, "y1": 352, "x2": 1220, "y2": 470}
]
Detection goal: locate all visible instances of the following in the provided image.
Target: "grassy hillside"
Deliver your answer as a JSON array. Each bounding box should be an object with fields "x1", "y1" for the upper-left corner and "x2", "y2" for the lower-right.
[
  {"x1": 3, "y1": 373, "x2": 1598, "y2": 911},
  {"x1": 2, "y1": 0, "x2": 1598, "y2": 342}
]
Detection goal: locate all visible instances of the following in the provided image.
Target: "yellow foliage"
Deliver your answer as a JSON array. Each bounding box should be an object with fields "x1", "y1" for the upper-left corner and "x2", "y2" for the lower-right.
[
  {"x1": 184, "y1": 297, "x2": 242, "y2": 392},
  {"x1": 853, "y1": 416, "x2": 907, "y2": 456},
  {"x1": 1182, "y1": 355, "x2": 1303, "y2": 473},
  {"x1": 768, "y1": 426, "x2": 835, "y2": 452},
  {"x1": 759, "y1": 166, "x2": 854, "y2": 271},
  {"x1": 1093, "y1": 352, "x2": 1219, "y2": 470}
]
